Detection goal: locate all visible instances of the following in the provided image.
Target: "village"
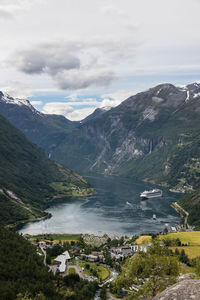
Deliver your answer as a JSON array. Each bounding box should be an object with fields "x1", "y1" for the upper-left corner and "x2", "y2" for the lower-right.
[{"x1": 24, "y1": 233, "x2": 151, "y2": 284}]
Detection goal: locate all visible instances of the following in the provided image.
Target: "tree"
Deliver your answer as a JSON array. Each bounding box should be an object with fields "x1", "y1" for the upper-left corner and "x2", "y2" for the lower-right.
[
  {"x1": 163, "y1": 227, "x2": 168, "y2": 235},
  {"x1": 179, "y1": 249, "x2": 190, "y2": 265}
]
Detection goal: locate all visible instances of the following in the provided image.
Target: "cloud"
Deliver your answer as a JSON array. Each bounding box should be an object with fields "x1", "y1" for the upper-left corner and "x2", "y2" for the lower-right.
[
  {"x1": 101, "y1": 5, "x2": 126, "y2": 17},
  {"x1": 15, "y1": 48, "x2": 80, "y2": 75},
  {"x1": 100, "y1": 89, "x2": 138, "y2": 107},
  {"x1": 41, "y1": 88, "x2": 137, "y2": 121},
  {"x1": 0, "y1": 0, "x2": 36, "y2": 18},
  {"x1": 11, "y1": 38, "x2": 138, "y2": 90},
  {"x1": 54, "y1": 69, "x2": 117, "y2": 90},
  {"x1": 1, "y1": 81, "x2": 33, "y2": 98},
  {"x1": 42, "y1": 102, "x2": 96, "y2": 121},
  {"x1": 30, "y1": 100, "x2": 43, "y2": 106},
  {"x1": 0, "y1": 9, "x2": 13, "y2": 19}
]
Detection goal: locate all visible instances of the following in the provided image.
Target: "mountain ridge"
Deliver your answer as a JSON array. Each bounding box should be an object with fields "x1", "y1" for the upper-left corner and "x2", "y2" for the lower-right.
[{"x1": 1, "y1": 82, "x2": 200, "y2": 193}]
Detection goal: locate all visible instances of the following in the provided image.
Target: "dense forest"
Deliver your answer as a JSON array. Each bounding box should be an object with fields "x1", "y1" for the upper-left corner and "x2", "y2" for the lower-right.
[{"x1": 0, "y1": 227, "x2": 98, "y2": 300}]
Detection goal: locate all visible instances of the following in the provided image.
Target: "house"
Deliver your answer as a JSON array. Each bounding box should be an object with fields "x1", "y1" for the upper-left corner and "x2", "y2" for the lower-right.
[
  {"x1": 39, "y1": 241, "x2": 46, "y2": 247},
  {"x1": 110, "y1": 246, "x2": 133, "y2": 259},
  {"x1": 79, "y1": 254, "x2": 99, "y2": 262},
  {"x1": 54, "y1": 250, "x2": 71, "y2": 274},
  {"x1": 109, "y1": 244, "x2": 150, "y2": 259}
]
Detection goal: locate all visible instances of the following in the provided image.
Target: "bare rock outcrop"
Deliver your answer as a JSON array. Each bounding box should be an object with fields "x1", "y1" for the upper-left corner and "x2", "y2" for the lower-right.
[{"x1": 153, "y1": 278, "x2": 200, "y2": 300}]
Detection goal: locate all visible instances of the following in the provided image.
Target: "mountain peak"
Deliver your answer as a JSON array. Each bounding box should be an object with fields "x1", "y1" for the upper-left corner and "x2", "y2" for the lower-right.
[{"x1": 0, "y1": 91, "x2": 40, "y2": 115}]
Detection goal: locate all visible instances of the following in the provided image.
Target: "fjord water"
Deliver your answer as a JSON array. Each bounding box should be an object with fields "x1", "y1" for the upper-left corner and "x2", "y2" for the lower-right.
[{"x1": 18, "y1": 175, "x2": 180, "y2": 236}]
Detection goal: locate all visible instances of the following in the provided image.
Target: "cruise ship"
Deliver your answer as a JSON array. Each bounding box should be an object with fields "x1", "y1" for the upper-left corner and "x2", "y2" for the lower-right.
[{"x1": 140, "y1": 189, "x2": 162, "y2": 199}]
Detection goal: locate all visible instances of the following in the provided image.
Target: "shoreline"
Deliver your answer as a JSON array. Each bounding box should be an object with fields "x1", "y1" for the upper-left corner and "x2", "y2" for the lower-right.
[
  {"x1": 8, "y1": 191, "x2": 96, "y2": 231},
  {"x1": 6, "y1": 213, "x2": 52, "y2": 230},
  {"x1": 171, "y1": 201, "x2": 189, "y2": 228}
]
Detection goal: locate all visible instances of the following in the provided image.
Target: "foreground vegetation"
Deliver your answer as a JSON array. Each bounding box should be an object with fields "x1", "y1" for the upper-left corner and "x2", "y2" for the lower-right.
[
  {"x1": 179, "y1": 188, "x2": 200, "y2": 227},
  {"x1": 0, "y1": 227, "x2": 59, "y2": 300},
  {"x1": 0, "y1": 227, "x2": 98, "y2": 300},
  {"x1": 111, "y1": 237, "x2": 200, "y2": 299},
  {"x1": 79, "y1": 261, "x2": 110, "y2": 282}
]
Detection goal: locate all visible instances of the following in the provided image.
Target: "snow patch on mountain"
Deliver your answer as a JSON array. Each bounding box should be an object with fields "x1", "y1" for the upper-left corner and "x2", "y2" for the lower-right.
[
  {"x1": 193, "y1": 92, "x2": 200, "y2": 99},
  {"x1": 0, "y1": 91, "x2": 42, "y2": 115}
]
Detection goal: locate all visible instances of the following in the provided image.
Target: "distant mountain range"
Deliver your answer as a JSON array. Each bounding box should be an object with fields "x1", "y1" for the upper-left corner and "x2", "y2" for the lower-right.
[
  {"x1": 0, "y1": 113, "x2": 94, "y2": 226},
  {"x1": 1, "y1": 82, "x2": 200, "y2": 194}
]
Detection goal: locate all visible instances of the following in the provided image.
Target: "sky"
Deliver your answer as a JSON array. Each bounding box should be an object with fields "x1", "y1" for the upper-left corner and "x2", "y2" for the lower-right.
[{"x1": 1, "y1": 0, "x2": 200, "y2": 120}]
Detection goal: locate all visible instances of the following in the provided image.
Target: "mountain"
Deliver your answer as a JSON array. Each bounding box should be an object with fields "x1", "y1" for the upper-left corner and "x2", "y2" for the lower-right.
[
  {"x1": 1, "y1": 83, "x2": 200, "y2": 192},
  {"x1": 178, "y1": 189, "x2": 200, "y2": 227},
  {"x1": 0, "y1": 113, "x2": 94, "y2": 226},
  {"x1": 81, "y1": 106, "x2": 111, "y2": 124},
  {"x1": 51, "y1": 83, "x2": 200, "y2": 191},
  {"x1": 0, "y1": 92, "x2": 77, "y2": 157}
]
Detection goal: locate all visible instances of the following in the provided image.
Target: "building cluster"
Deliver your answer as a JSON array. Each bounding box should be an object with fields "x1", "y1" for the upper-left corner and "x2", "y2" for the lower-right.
[
  {"x1": 109, "y1": 244, "x2": 149, "y2": 259},
  {"x1": 78, "y1": 251, "x2": 104, "y2": 262}
]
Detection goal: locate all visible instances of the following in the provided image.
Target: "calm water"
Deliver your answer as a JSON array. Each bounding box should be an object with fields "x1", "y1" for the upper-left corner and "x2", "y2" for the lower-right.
[{"x1": 18, "y1": 175, "x2": 181, "y2": 236}]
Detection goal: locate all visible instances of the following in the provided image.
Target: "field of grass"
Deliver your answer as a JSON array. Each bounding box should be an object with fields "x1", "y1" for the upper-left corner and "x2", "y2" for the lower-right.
[
  {"x1": 169, "y1": 246, "x2": 200, "y2": 259},
  {"x1": 50, "y1": 182, "x2": 95, "y2": 197},
  {"x1": 26, "y1": 233, "x2": 81, "y2": 244},
  {"x1": 79, "y1": 261, "x2": 110, "y2": 282},
  {"x1": 68, "y1": 267, "x2": 76, "y2": 275},
  {"x1": 136, "y1": 235, "x2": 152, "y2": 245},
  {"x1": 179, "y1": 262, "x2": 195, "y2": 274},
  {"x1": 159, "y1": 231, "x2": 200, "y2": 246}
]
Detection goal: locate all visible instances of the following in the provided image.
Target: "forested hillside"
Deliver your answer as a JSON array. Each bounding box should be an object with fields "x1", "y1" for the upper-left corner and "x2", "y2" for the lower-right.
[
  {"x1": 0, "y1": 227, "x2": 59, "y2": 300},
  {"x1": 0, "y1": 114, "x2": 94, "y2": 226}
]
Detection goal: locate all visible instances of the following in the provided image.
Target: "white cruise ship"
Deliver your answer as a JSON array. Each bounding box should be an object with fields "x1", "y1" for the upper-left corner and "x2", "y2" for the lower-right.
[{"x1": 140, "y1": 189, "x2": 162, "y2": 199}]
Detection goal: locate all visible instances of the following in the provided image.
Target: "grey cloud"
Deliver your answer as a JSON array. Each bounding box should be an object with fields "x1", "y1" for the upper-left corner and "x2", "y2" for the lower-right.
[
  {"x1": 12, "y1": 38, "x2": 138, "y2": 90},
  {"x1": 0, "y1": 9, "x2": 13, "y2": 18},
  {"x1": 14, "y1": 47, "x2": 80, "y2": 75},
  {"x1": 54, "y1": 69, "x2": 117, "y2": 90}
]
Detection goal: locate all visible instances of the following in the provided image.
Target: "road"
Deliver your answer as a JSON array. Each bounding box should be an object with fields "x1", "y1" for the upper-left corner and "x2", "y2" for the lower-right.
[{"x1": 39, "y1": 246, "x2": 46, "y2": 265}]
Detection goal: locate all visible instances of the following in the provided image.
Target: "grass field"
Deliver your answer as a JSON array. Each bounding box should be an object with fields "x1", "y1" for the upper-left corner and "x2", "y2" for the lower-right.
[
  {"x1": 68, "y1": 267, "x2": 76, "y2": 275},
  {"x1": 79, "y1": 261, "x2": 110, "y2": 282},
  {"x1": 136, "y1": 235, "x2": 152, "y2": 244},
  {"x1": 179, "y1": 262, "x2": 195, "y2": 274},
  {"x1": 159, "y1": 231, "x2": 200, "y2": 246},
  {"x1": 26, "y1": 233, "x2": 81, "y2": 244},
  {"x1": 169, "y1": 246, "x2": 200, "y2": 259}
]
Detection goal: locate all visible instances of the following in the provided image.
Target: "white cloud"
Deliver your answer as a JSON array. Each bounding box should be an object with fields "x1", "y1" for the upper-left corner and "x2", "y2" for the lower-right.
[
  {"x1": 100, "y1": 89, "x2": 138, "y2": 107},
  {"x1": 30, "y1": 100, "x2": 43, "y2": 106},
  {"x1": 41, "y1": 88, "x2": 137, "y2": 121},
  {"x1": 0, "y1": 0, "x2": 200, "y2": 103},
  {"x1": 1, "y1": 81, "x2": 33, "y2": 98},
  {"x1": 42, "y1": 102, "x2": 96, "y2": 121}
]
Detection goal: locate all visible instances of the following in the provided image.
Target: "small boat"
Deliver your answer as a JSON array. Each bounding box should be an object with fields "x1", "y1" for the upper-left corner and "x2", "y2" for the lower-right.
[{"x1": 152, "y1": 214, "x2": 156, "y2": 220}]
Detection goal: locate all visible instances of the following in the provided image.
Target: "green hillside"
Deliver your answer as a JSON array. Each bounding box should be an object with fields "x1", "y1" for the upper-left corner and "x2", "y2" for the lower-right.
[
  {"x1": 178, "y1": 189, "x2": 200, "y2": 227},
  {"x1": 0, "y1": 227, "x2": 60, "y2": 300},
  {"x1": 0, "y1": 114, "x2": 94, "y2": 226}
]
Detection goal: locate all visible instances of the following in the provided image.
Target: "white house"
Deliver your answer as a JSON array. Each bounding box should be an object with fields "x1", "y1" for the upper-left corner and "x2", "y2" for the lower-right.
[{"x1": 54, "y1": 250, "x2": 71, "y2": 274}]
